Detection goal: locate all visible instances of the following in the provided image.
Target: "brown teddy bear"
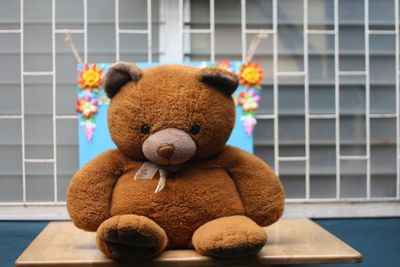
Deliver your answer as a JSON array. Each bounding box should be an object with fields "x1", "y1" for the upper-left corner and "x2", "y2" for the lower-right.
[{"x1": 67, "y1": 62, "x2": 284, "y2": 261}]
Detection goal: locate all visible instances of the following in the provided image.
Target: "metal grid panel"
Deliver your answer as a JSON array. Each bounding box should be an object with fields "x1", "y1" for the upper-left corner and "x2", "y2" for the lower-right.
[
  {"x1": 0, "y1": 0, "x2": 86, "y2": 206},
  {"x1": 182, "y1": 0, "x2": 400, "y2": 203},
  {"x1": 0, "y1": 0, "x2": 399, "y2": 218},
  {"x1": 0, "y1": 0, "x2": 154, "y2": 207},
  {"x1": 115, "y1": 0, "x2": 153, "y2": 62}
]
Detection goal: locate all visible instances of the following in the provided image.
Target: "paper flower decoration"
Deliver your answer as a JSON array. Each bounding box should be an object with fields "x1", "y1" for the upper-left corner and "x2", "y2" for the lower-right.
[
  {"x1": 76, "y1": 95, "x2": 98, "y2": 118},
  {"x1": 216, "y1": 60, "x2": 235, "y2": 73},
  {"x1": 238, "y1": 89, "x2": 260, "y2": 136},
  {"x1": 76, "y1": 64, "x2": 108, "y2": 142},
  {"x1": 237, "y1": 61, "x2": 264, "y2": 136},
  {"x1": 241, "y1": 115, "x2": 257, "y2": 136},
  {"x1": 240, "y1": 62, "x2": 263, "y2": 88},
  {"x1": 76, "y1": 61, "x2": 265, "y2": 141},
  {"x1": 238, "y1": 89, "x2": 260, "y2": 112},
  {"x1": 77, "y1": 64, "x2": 103, "y2": 91},
  {"x1": 80, "y1": 120, "x2": 96, "y2": 142}
]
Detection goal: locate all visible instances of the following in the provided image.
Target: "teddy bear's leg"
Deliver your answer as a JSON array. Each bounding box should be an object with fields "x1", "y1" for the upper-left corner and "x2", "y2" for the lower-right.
[
  {"x1": 192, "y1": 215, "x2": 267, "y2": 258},
  {"x1": 96, "y1": 214, "x2": 168, "y2": 261}
]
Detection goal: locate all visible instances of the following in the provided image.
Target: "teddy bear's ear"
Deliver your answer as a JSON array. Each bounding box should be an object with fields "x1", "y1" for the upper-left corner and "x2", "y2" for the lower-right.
[
  {"x1": 103, "y1": 61, "x2": 142, "y2": 98},
  {"x1": 199, "y1": 67, "x2": 239, "y2": 96}
]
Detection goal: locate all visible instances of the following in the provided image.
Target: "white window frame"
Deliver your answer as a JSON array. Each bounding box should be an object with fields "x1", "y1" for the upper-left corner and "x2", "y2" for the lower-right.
[{"x1": 1, "y1": 0, "x2": 400, "y2": 220}]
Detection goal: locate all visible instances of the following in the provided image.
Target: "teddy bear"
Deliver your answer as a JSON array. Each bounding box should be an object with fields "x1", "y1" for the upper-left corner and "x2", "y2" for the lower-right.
[{"x1": 67, "y1": 62, "x2": 285, "y2": 262}]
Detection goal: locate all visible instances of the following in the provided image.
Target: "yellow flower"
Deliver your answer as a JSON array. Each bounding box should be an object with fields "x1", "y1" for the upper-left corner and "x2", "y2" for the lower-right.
[
  {"x1": 240, "y1": 62, "x2": 263, "y2": 88},
  {"x1": 77, "y1": 64, "x2": 103, "y2": 91}
]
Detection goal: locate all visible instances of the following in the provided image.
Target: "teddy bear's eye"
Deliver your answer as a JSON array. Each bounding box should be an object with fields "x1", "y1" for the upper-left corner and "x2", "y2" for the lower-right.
[
  {"x1": 190, "y1": 124, "x2": 200, "y2": 135},
  {"x1": 140, "y1": 124, "x2": 151, "y2": 134}
]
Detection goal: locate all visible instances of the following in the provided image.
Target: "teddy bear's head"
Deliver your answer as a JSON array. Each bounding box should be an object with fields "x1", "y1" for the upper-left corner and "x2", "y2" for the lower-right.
[{"x1": 103, "y1": 62, "x2": 239, "y2": 165}]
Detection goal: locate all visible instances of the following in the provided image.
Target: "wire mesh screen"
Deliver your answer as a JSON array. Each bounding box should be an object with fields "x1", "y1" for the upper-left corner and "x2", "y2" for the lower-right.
[
  {"x1": 0, "y1": 0, "x2": 399, "y2": 218},
  {"x1": 185, "y1": 0, "x2": 400, "y2": 203},
  {"x1": 0, "y1": 0, "x2": 159, "y2": 205}
]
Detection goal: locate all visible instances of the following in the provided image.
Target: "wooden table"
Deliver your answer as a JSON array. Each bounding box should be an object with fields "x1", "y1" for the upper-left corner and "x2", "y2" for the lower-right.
[{"x1": 16, "y1": 219, "x2": 362, "y2": 267}]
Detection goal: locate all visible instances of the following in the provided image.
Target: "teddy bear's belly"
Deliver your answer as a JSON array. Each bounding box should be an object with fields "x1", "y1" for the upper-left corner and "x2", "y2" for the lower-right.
[{"x1": 110, "y1": 166, "x2": 245, "y2": 247}]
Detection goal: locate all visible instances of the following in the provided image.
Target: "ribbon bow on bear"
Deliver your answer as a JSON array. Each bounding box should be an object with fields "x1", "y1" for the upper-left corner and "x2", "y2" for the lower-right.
[{"x1": 134, "y1": 162, "x2": 167, "y2": 193}]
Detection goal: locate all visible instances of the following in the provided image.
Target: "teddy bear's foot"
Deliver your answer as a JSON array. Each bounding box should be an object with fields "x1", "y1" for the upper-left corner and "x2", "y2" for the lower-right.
[
  {"x1": 192, "y1": 215, "x2": 267, "y2": 258},
  {"x1": 96, "y1": 214, "x2": 168, "y2": 261}
]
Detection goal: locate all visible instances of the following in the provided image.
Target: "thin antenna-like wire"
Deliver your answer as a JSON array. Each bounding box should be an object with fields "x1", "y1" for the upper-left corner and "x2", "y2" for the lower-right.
[
  {"x1": 64, "y1": 32, "x2": 84, "y2": 65},
  {"x1": 246, "y1": 31, "x2": 268, "y2": 62}
]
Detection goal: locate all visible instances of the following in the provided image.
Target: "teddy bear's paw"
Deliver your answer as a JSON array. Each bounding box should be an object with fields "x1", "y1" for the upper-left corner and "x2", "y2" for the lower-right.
[
  {"x1": 192, "y1": 215, "x2": 267, "y2": 258},
  {"x1": 96, "y1": 214, "x2": 168, "y2": 261}
]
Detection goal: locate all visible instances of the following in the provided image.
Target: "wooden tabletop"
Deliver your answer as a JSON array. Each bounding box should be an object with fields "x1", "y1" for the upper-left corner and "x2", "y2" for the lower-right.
[{"x1": 16, "y1": 219, "x2": 362, "y2": 267}]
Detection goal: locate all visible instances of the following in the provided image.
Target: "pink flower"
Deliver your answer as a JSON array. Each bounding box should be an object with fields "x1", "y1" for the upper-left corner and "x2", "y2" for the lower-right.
[
  {"x1": 241, "y1": 115, "x2": 257, "y2": 136},
  {"x1": 81, "y1": 120, "x2": 96, "y2": 142},
  {"x1": 238, "y1": 89, "x2": 260, "y2": 112},
  {"x1": 76, "y1": 94, "x2": 98, "y2": 118}
]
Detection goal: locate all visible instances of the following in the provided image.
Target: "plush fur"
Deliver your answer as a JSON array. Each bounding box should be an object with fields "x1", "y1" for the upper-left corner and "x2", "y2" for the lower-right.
[
  {"x1": 67, "y1": 63, "x2": 285, "y2": 262},
  {"x1": 192, "y1": 215, "x2": 267, "y2": 257}
]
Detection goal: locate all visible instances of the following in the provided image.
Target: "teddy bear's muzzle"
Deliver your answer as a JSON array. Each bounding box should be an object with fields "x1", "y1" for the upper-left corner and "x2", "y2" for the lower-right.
[{"x1": 142, "y1": 128, "x2": 197, "y2": 165}]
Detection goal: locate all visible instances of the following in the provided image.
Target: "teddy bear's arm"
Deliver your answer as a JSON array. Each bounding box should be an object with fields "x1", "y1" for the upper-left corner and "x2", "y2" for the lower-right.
[
  {"x1": 67, "y1": 149, "x2": 129, "y2": 232},
  {"x1": 215, "y1": 145, "x2": 285, "y2": 227}
]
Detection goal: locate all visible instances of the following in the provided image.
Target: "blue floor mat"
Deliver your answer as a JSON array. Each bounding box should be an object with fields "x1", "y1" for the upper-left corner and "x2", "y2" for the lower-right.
[
  {"x1": 0, "y1": 221, "x2": 48, "y2": 267},
  {"x1": 283, "y1": 218, "x2": 400, "y2": 267},
  {"x1": 1, "y1": 218, "x2": 399, "y2": 267}
]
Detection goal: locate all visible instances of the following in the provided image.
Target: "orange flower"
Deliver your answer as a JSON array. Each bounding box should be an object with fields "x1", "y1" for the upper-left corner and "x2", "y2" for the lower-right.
[
  {"x1": 239, "y1": 62, "x2": 263, "y2": 88},
  {"x1": 215, "y1": 60, "x2": 234, "y2": 73},
  {"x1": 77, "y1": 64, "x2": 103, "y2": 91}
]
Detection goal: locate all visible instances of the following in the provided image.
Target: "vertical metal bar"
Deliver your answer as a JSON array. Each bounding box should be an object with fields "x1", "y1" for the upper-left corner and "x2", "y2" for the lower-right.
[
  {"x1": 334, "y1": 0, "x2": 340, "y2": 199},
  {"x1": 364, "y1": 0, "x2": 371, "y2": 199},
  {"x1": 241, "y1": 0, "x2": 246, "y2": 62},
  {"x1": 159, "y1": 0, "x2": 166, "y2": 63},
  {"x1": 52, "y1": 0, "x2": 58, "y2": 203},
  {"x1": 182, "y1": 0, "x2": 191, "y2": 61},
  {"x1": 20, "y1": 0, "x2": 26, "y2": 204},
  {"x1": 84, "y1": 0, "x2": 88, "y2": 63},
  {"x1": 159, "y1": 0, "x2": 182, "y2": 63},
  {"x1": 147, "y1": 0, "x2": 152, "y2": 63},
  {"x1": 210, "y1": 0, "x2": 215, "y2": 61},
  {"x1": 179, "y1": 0, "x2": 191, "y2": 61},
  {"x1": 273, "y1": 0, "x2": 279, "y2": 174},
  {"x1": 115, "y1": 0, "x2": 120, "y2": 61},
  {"x1": 395, "y1": 0, "x2": 400, "y2": 199},
  {"x1": 304, "y1": 0, "x2": 310, "y2": 199},
  {"x1": 179, "y1": 0, "x2": 184, "y2": 61}
]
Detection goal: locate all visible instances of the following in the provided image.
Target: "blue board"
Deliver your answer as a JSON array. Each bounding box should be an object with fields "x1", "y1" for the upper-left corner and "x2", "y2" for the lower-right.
[{"x1": 78, "y1": 62, "x2": 253, "y2": 167}]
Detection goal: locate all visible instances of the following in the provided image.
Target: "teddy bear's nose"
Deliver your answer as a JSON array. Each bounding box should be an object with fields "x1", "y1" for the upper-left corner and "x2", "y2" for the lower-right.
[{"x1": 158, "y1": 144, "x2": 175, "y2": 159}]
